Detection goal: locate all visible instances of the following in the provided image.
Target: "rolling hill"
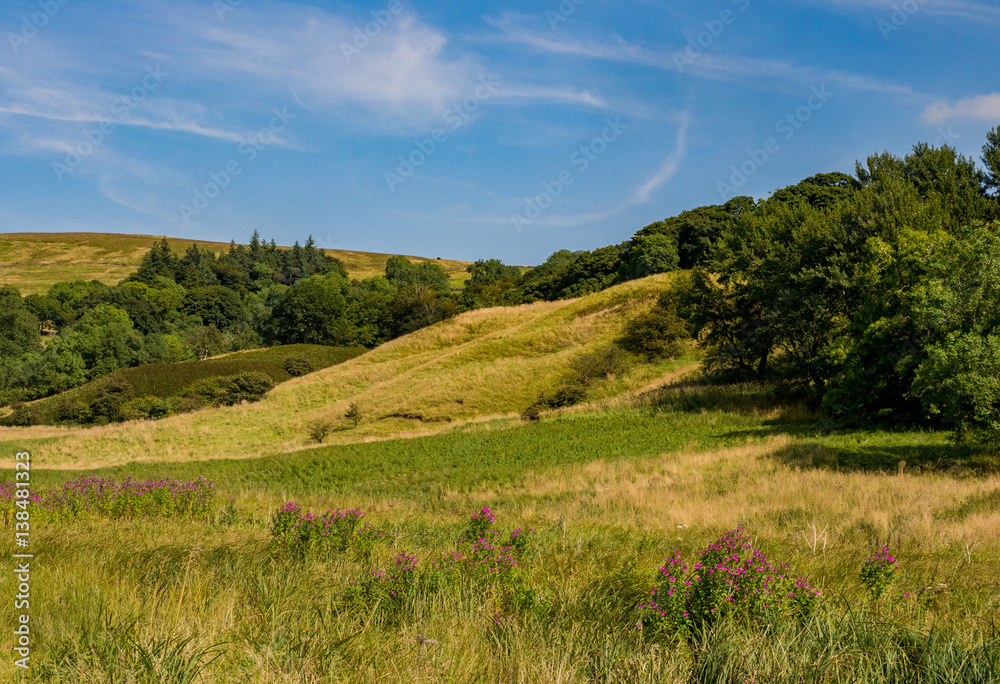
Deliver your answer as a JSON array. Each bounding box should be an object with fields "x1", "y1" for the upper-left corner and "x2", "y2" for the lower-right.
[
  {"x1": 0, "y1": 272, "x2": 690, "y2": 470},
  {"x1": 0, "y1": 232, "x2": 472, "y2": 294}
]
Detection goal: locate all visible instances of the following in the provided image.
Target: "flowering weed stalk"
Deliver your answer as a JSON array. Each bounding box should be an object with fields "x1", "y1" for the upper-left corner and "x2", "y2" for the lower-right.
[
  {"x1": 269, "y1": 502, "x2": 386, "y2": 558},
  {"x1": 641, "y1": 527, "x2": 819, "y2": 638},
  {"x1": 0, "y1": 476, "x2": 216, "y2": 522},
  {"x1": 432, "y1": 506, "x2": 533, "y2": 583},
  {"x1": 860, "y1": 545, "x2": 898, "y2": 599}
]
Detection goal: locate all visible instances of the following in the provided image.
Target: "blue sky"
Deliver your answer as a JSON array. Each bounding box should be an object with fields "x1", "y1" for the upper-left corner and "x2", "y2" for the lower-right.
[{"x1": 1, "y1": 0, "x2": 998, "y2": 265}]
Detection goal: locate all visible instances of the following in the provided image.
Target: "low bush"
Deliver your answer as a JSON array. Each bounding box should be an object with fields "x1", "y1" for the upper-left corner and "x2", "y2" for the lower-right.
[
  {"x1": 120, "y1": 396, "x2": 174, "y2": 421},
  {"x1": 522, "y1": 384, "x2": 587, "y2": 421},
  {"x1": 269, "y1": 502, "x2": 385, "y2": 558},
  {"x1": 307, "y1": 419, "x2": 334, "y2": 443},
  {"x1": 185, "y1": 372, "x2": 274, "y2": 406},
  {"x1": 282, "y1": 355, "x2": 314, "y2": 376},
  {"x1": 571, "y1": 344, "x2": 630, "y2": 384},
  {"x1": 622, "y1": 291, "x2": 690, "y2": 359},
  {"x1": 90, "y1": 378, "x2": 135, "y2": 422}
]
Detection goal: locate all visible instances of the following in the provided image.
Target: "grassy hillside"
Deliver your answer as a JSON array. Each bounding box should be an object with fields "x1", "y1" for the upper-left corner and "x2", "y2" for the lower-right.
[
  {"x1": 0, "y1": 232, "x2": 472, "y2": 294},
  {"x1": 0, "y1": 273, "x2": 689, "y2": 469}
]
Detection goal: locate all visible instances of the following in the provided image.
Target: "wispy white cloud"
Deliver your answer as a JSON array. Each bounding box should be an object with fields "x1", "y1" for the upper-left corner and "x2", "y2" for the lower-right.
[
  {"x1": 822, "y1": 0, "x2": 1000, "y2": 24},
  {"x1": 0, "y1": 75, "x2": 256, "y2": 146},
  {"x1": 483, "y1": 13, "x2": 922, "y2": 101},
  {"x1": 923, "y1": 93, "x2": 1000, "y2": 122},
  {"x1": 525, "y1": 112, "x2": 690, "y2": 229}
]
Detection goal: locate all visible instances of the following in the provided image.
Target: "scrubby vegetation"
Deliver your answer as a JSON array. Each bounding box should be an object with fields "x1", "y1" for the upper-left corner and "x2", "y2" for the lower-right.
[{"x1": 2, "y1": 344, "x2": 364, "y2": 426}]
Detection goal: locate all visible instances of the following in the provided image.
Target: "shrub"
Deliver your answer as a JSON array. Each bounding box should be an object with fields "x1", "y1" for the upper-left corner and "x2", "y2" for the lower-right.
[
  {"x1": 345, "y1": 402, "x2": 363, "y2": 427},
  {"x1": 307, "y1": 419, "x2": 334, "y2": 443},
  {"x1": 571, "y1": 344, "x2": 630, "y2": 384},
  {"x1": 282, "y1": 355, "x2": 314, "y2": 376},
  {"x1": 0, "y1": 475, "x2": 216, "y2": 521},
  {"x1": 521, "y1": 384, "x2": 587, "y2": 421},
  {"x1": 432, "y1": 505, "x2": 533, "y2": 582},
  {"x1": 90, "y1": 378, "x2": 136, "y2": 422},
  {"x1": 184, "y1": 372, "x2": 274, "y2": 406},
  {"x1": 4, "y1": 401, "x2": 41, "y2": 427},
  {"x1": 623, "y1": 291, "x2": 690, "y2": 359},
  {"x1": 120, "y1": 396, "x2": 174, "y2": 421},
  {"x1": 222, "y1": 372, "x2": 274, "y2": 404},
  {"x1": 176, "y1": 394, "x2": 206, "y2": 413}
]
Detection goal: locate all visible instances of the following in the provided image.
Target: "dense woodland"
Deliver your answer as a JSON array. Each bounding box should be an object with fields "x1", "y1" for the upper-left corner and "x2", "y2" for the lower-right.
[{"x1": 2, "y1": 127, "x2": 999, "y2": 442}]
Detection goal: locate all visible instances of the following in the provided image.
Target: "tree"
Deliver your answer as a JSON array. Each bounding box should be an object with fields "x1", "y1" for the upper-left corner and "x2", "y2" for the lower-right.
[
  {"x1": 267, "y1": 273, "x2": 351, "y2": 345},
  {"x1": 347, "y1": 277, "x2": 397, "y2": 347},
  {"x1": 385, "y1": 256, "x2": 449, "y2": 292},
  {"x1": 345, "y1": 402, "x2": 363, "y2": 427},
  {"x1": 622, "y1": 289, "x2": 690, "y2": 359},
  {"x1": 0, "y1": 286, "x2": 42, "y2": 358},
  {"x1": 466, "y1": 259, "x2": 521, "y2": 286},
  {"x1": 909, "y1": 332, "x2": 1000, "y2": 445},
  {"x1": 188, "y1": 325, "x2": 226, "y2": 360},
  {"x1": 65, "y1": 305, "x2": 146, "y2": 378},
  {"x1": 393, "y1": 283, "x2": 456, "y2": 336},
  {"x1": 130, "y1": 238, "x2": 178, "y2": 284},
  {"x1": 182, "y1": 286, "x2": 246, "y2": 331},
  {"x1": 24, "y1": 294, "x2": 70, "y2": 332},
  {"x1": 307, "y1": 419, "x2": 334, "y2": 443},
  {"x1": 618, "y1": 234, "x2": 679, "y2": 280},
  {"x1": 983, "y1": 125, "x2": 1000, "y2": 194}
]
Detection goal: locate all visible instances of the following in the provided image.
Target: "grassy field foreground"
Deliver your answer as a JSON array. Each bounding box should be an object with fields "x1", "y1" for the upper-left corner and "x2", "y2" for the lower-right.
[{"x1": 2, "y1": 393, "x2": 999, "y2": 682}]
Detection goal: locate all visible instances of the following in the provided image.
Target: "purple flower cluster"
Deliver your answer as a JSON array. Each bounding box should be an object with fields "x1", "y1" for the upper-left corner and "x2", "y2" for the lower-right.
[
  {"x1": 270, "y1": 502, "x2": 384, "y2": 556},
  {"x1": 433, "y1": 507, "x2": 532, "y2": 579},
  {"x1": 642, "y1": 527, "x2": 819, "y2": 636},
  {"x1": 860, "y1": 545, "x2": 898, "y2": 598},
  {"x1": 367, "y1": 552, "x2": 420, "y2": 598},
  {"x1": 0, "y1": 475, "x2": 215, "y2": 521}
]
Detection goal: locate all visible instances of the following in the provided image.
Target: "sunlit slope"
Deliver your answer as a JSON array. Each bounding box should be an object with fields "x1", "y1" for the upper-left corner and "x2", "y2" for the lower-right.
[
  {"x1": 0, "y1": 232, "x2": 471, "y2": 294},
  {"x1": 3, "y1": 273, "x2": 686, "y2": 469}
]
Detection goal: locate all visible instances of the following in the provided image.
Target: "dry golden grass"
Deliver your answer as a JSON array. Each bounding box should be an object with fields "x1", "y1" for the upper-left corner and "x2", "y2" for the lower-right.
[
  {"x1": 0, "y1": 232, "x2": 470, "y2": 294},
  {"x1": 3, "y1": 274, "x2": 682, "y2": 469},
  {"x1": 450, "y1": 435, "x2": 1000, "y2": 555}
]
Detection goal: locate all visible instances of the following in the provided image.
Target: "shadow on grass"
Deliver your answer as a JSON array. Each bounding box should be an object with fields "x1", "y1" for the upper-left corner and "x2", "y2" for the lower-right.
[
  {"x1": 770, "y1": 441, "x2": 1000, "y2": 475},
  {"x1": 642, "y1": 379, "x2": 1000, "y2": 474}
]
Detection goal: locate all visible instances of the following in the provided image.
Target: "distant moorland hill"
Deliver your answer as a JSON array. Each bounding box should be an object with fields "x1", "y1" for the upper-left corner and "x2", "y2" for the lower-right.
[{"x1": 0, "y1": 232, "x2": 471, "y2": 294}]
